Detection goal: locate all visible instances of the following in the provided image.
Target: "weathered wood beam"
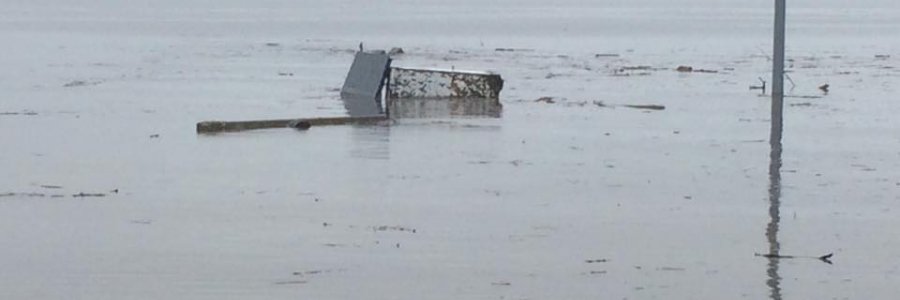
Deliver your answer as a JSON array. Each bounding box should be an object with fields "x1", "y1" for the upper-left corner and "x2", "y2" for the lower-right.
[{"x1": 196, "y1": 116, "x2": 388, "y2": 134}]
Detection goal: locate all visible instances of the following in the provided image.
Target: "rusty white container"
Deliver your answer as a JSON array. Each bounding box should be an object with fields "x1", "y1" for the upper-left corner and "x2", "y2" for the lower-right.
[{"x1": 387, "y1": 67, "x2": 503, "y2": 99}]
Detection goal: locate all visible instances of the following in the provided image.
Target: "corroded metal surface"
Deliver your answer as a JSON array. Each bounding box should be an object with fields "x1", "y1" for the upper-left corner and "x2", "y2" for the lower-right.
[{"x1": 388, "y1": 67, "x2": 503, "y2": 99}]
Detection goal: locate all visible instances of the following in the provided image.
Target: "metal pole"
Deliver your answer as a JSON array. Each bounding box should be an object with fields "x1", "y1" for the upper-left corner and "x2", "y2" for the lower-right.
[{"x1": 772, "y1": 0, "x2": 786, "y2": 99}]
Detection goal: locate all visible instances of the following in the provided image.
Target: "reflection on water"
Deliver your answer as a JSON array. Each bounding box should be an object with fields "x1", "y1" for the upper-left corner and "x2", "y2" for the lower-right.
[
  {"x1": 389, "y1": 97, "x2": 502, "y2": 119},
  {"x1": 349, "y1": 125, "x2": 391, "y2": 160},
  {"x1": 342, "y1": 95, "x2": 385, "y2": 117},
  {"x1": 346, "y1": 97, "x2": 503, "y2": 160},
  {"x1": 766, "y1": 92, "x2": 785, "y2": 300}
]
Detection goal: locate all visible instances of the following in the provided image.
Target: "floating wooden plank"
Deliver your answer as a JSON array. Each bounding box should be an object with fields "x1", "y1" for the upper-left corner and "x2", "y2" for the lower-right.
[{"x1": 196, "y1": 116, "x2": 388, "y2": 134}]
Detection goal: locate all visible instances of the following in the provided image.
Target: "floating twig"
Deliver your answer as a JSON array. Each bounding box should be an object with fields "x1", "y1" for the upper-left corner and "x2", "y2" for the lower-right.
[
  {"x1": 72, "y1": 192, "x2": 106, "y2": 198},
  {"x1": 755, "y1": 252, "x2": 833, "y2": 264},
  {"x1": 621, "y1": 104, "x2": 666, "y2": 111}
]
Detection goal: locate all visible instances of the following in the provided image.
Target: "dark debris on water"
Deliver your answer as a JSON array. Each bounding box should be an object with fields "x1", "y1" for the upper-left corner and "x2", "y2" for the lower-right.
[
  {"x1": 1, "y1": 188, "x2": 118, "y2": 199},
  {"x1": 372, "y1": 225, "x2": 417, "y2": 233}
]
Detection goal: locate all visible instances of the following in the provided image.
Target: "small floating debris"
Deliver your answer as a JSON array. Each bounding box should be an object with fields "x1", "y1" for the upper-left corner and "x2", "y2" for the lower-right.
[
  {"x1": 620, "y1": 65, "x2": 654, "y2": 71},
  {"x1": 494, "y1": 48, "x2": 534, "y2": 52},
  {"x1": 592, "y1": 101, "x2": 664, "y2": 110},
  {"x1": 0, "y1": 110, "x2": 38, "y2": 116},
  {"x1": 372, "y1": 225, "x2": 417, "y2": 233},
  {"x1": 621, "y1": 104, "x2": 665, "y2": 111},
  {"x1": 750, "y1": 77, "x2": 767, "y2": 93},
  {"x1": 72, "y1": 192, "x2": 106, "y2": 198},
  {"x1": 63, "y1": 80, "x2": 102, "y2": 88},
  {"x1": 292, "y1": 268, "x2": 344, "y2": 276},
  {"x1": 1, "y1": 192, "x2": 70, "y2": 198},
  {"x1": 676, "y1": 65, "x2": 719, "y2": 73},
  {"x1": 534, "y1": 97, "x2": 556, "y2": 104},
  {"x1": 288, "y1": 119, "x2": 312, "y2": 130},
  {"x1": 755, "y1": 252, "x2": 833, "y2": 264},
  {"x1": 274, "y1": 280, "x2": 307, "y2": 285}
]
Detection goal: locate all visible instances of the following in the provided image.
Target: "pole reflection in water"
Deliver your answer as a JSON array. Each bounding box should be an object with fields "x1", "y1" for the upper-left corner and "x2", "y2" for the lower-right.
[{"x1": 766, "y1": 91, "x2": 785, "y2": 300}]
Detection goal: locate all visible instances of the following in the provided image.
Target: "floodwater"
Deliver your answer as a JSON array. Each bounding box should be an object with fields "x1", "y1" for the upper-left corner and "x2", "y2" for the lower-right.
[{"x1": 2, "y1": 1, "x2": 900, "y2": 299}]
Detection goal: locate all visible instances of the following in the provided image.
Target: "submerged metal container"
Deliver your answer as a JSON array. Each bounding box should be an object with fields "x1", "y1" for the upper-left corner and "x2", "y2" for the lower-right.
[
  {"x1": 387, "y1": 67, "x2": 503, "y2": 100},
  {"x1": 386, "y1": 67, "x2": 503, "y2": 118}
]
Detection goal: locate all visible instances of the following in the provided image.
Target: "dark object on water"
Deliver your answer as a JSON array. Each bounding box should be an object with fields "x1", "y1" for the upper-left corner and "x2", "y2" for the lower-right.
[
  {"x1": 534, "y1": 97, "x2": 555, "y2": 104},
  {"x1": 289, "y1": 120, "x2": 312, "y2": 130},
  {"x1": 819, "y1": 84, "x2": 830, "y2": 93},
  {"x1": 197, "y1": 116, "x2": 387, "y2": 133},
  {"x1": 750, "y1": 77, "x2": 767, "y2": 93},
  {"x1": 676, "y1": 65, "x2": 718, "y2": 73},
  {"x1": 590, "y1": 100, "x2": 661, "y2": 111},
  {"x1": 72, "y1": 192, "x2": 106, "y2": 198},
  {"x1": 755, "y1": 252, "x2": 834, "y2": 264},
  {"x1": 819, "y1": 253, "x2": 834, "y2": 264},
  {"x1": 622, "y1": 104, "x2": 665, "y2": 111}
]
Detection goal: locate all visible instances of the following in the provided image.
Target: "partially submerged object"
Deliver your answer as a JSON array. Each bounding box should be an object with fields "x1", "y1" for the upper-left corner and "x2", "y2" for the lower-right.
[
  {"x1": 340, "y1": 51, "x2": 392, "y2": 117},
  {"x1": 388, "y1": 67, "x2": 503, "y2": 99},
  {"x1": 388, "y1": 67, "x2": 503, "y2": 118},
  {"x1": 196, "y1": 116, "x2": 388, "y2": 133},
  {"x1": 196, "y1": 50, "x2": 503, "y2": 134}
]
